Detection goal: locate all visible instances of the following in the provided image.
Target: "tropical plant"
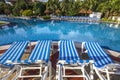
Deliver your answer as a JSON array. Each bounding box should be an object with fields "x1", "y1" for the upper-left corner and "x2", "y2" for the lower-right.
[
  {"x1": 0, "y1": 0, "x2": 5, "y2": 3},
  {"x1": 46, "y1": 0, "x2": 60, "y2": 15},
  {"x1": 42, "y1": 15, "x2": 51, "y2": 20},
  {"x1": 13, "y1": 0, "x2": 28, "y2": 16},
  {"x1": 60, "y1": 0, "x2": 70, "y2": 15},
  {"x1": 97, "y1": 0, "x2": 120, "y2": 18},
  {"x1": 46, "y1": 0, "x2": 53, "y2": 12},
  {"x1": 0, "y1": 0, "x2": 120, "y2": 19},
  {"x1": 55, "y1": 9, "x2": 61, "y2": 16},
  {"x1": 0, "y1": 2, "x2": 6, "y2": 14},
  {"x1": 33, "y1": 2, "x2": 46, "y2": 16},
  {"x1": 22, "y1": 10, "x2": 33, "y2": 16},
  {"x1": 0, "y1": 2, "x2": 13, "y2": 15}
]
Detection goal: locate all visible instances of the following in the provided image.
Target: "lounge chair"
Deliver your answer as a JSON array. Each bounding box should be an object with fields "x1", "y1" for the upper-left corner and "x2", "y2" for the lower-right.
[
  {"x1": 56, "y1": 40, "x2": 91, "y2": 80},
  {"x1": 82, "y1": 42, "x2": 120, "y2": 80},
  {"x1": 16, "y1": 40, "x2": 52, "y2": 80},
  {"x1": 0, "y1": 41, "x2": 29, "y2": 80}
]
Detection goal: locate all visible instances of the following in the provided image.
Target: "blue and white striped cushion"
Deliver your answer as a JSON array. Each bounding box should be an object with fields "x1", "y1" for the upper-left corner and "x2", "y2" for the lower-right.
[
  {"x1": 84, "y1": 42, "x2": 113, "y2": 68},
  {"x1": 28, "y1": 40, "x2": 51, "y2": 63},
  {"x1": 0, "y1": 41, "x2": 28, "y2": 67},
  {"x1": 0, "y1": 42, "x2": 17, "y2": 60},
  {"x1": 59, "y1": 40, "x2": 80, "y2": 64}
]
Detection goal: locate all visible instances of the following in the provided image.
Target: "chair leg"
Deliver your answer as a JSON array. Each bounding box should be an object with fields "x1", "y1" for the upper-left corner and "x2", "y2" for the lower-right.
[
  {"x1": 56, "y1": 64, "x2": 58, "y2": 80},
  {"x1": 42, "y1": 66, "x2": 48, "y2": 80},
  {"x1": 94, "y1": 67, "x2": 106, "y2": 80},
  {"x1": 81, "y1": 67, "x2": 86, "y2": 80},
  {"x1": 12, "y1": 66, "x2": 21, "y2": 80},
  {"x1": 1, "y1": 66, "x2": 18, "y2": 80},
  {"x1": 59, "y1": 64, "x2": 63, "y2": 80},
  {"x1": 81, "y1": 66, "x2": 90, "y2": 80},
  {"x1": 90, "y1": 63, "x2": 94, "y2": 80},
  {"x1": 86, "y1": 69, "x2": 92, "y2": 80},
  {"x1": 106, "y1": 68, "x2": 110, "y2": 80},
  {"x1": 56, "y1": 64, "x2": 63, "y2": 80},
  {"x1": 49, "y1": 62, "x2": 52, "y2": 80}
]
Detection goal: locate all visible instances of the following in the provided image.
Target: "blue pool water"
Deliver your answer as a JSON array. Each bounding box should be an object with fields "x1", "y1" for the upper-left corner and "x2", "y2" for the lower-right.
[{"x1": 0, "y1": 18, "x2": 120, "y2": 52}]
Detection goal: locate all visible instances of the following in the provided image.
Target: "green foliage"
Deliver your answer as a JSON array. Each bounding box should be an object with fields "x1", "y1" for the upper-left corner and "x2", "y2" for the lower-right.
[
  {"x1": 22, "y1": 10, "x2": 33, "y2": 16},
  {"x1": 46, "y1": 0, "x2": 60, "y2": 15},
  {"x1": 13, "y1": 0, "x2": 28, "y2": 16},
  {"x1": 101, "y1": 18, "x2": 115, "y2": 22},
  {"x1": 0, "y1": 2, "x2": 5, "y2": 14},
  {"x1": 0, "y1": 0, "x2": 120, "y2": 19},
  {"x1": 97, "y1": 0, "x2": 120, "y2": 18},
  {"x1": 28, "y1": 3, "x2": 34, "y2": 10},
  {"x1": 0, "y1": 2, "x2": 13, "y2": 15},
  {"x1": 4, "y1": 8, "x2": 10, "y2": 15},
  {"x1": 102, "y1": 18, "x2": 109, "y2": 21},
  {"x1": 0, "y1": 0, "x2": 5, "y2": 3},
  {"x1": 33, "y1": 2, "x2": 46, "y2": 16},
  {"x1": 42, "y1": 15, "x2": 51, "y2": 20}
]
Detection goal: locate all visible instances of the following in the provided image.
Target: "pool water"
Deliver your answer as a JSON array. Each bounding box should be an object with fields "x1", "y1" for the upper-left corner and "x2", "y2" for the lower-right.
[{"x1": 0, "y1": 18, "x2": 120, "y2": 52}]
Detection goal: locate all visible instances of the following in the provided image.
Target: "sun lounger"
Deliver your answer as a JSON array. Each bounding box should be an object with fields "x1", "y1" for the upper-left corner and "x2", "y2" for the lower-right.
[
  {"x1": 0, "y1": 41, "x2": 29, "y2": 80},
  {"x1": 56, "y1": 40, "x2": 91, "y2": 80},
  {"x1": 17, "y1": 40, "x2": 52, "y2": 80},
  {"x1": 82, "y1": 42, "x2": 120, "y2": 80}
]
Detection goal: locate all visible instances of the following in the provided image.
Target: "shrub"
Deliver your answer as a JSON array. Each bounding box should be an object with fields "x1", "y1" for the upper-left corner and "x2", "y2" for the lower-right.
[
  {"x1": 33, "y1": 2, "x2": 46, "y2": 16},
  {"x1": 102, "y1": 18, "x2": 108, "y2": 21},
  {"x1": 22, "y1": 10, "x2": 33, "y2": 16},
  {"x1": 42, "y1": 15, "x2": 51, "y2": 20},
  {"x1": 102, "y1": 18, "x2": 114, "y2": 22},
  {"x1": 12, "y1": 0, "x2": 28, "y2": 16}
]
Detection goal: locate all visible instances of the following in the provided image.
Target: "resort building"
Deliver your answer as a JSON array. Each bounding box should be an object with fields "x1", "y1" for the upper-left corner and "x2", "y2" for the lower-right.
[{"x1": 89, "y1": 12, "x2": 102, "y2": 19}]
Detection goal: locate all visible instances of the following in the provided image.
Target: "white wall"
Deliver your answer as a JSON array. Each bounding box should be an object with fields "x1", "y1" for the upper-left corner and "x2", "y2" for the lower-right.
[{"x1": 89, "y1": 12, "x2": 102, "y2": 19}]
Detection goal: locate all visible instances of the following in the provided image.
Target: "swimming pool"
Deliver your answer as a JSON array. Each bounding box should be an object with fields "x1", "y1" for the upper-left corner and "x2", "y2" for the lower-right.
[{"x1": 0, "y1": 18, "x2": 120, "y2": 52}]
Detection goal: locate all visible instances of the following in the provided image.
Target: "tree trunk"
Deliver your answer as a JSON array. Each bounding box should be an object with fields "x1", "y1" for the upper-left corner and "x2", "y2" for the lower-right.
[{"x1": 105, "y1": 11, "x2": 110, "y2": 18}]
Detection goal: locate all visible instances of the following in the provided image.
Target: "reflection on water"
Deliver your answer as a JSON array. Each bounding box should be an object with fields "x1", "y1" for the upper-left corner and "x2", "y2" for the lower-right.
[
  {"x1": 50, "y1": 20, "x2": 55, "y2": 26},
  {"x1": 0, "y1": 20, "x2": 120, "y2": 51},
  {"x1": 109, "y1": 23, "x2": 119, "y2": 29}
]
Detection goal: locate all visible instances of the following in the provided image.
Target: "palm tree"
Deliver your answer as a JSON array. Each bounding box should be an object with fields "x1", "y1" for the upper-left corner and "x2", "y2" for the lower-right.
[
  {"x1": 60, "y1": 0, "x2": 70, "y2": 15},
  {"x1": 0, "y1": 2, "x2": 5, "y2": 14},
  {"x1": 109, "y1": 0, "x2": 120, "y2": 16},
  {"x1": 46, "y1": 0, "x2": 53, "y2": 11},
  {"x1": 55, "y1": 9, "x2": 61, "y2": 16},
  {"x1": 97, "y1": 0, "x2": 120, "y2": 18},
  {"x1": 13, "y1": 0, "x2": 28, "y2": 16},
  {"x1": 52, "y1": 0, "x2": 60, "y2": 14},
  {"x1": 33, "y1": 2, "x2": 46, "y2": 16},
  {"x1": 46, "y1": 0, "x2": 60, "y2": 14}
]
